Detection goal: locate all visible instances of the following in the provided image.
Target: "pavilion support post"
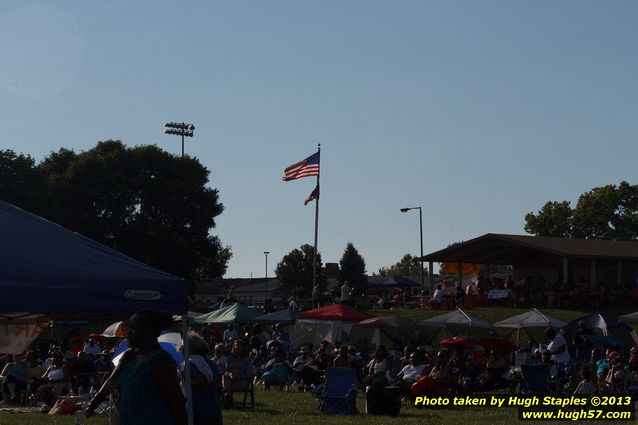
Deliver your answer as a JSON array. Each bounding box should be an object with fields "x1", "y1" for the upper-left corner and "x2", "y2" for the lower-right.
[
  {"x1": 456, "y1": 262, "x2": 462, "y2": 292},
  {"x1": 428, "y1": 261, "x2": 434, "y2": 294},
  {"x1": 590, "y1": 259, "x2": 596, "y2": 294},
  {"x1": 562, "y1": 257, "x2": 569, "y2": 285},
  {"x1": 617, "y1": 260, "x2": 623, "y2": 287}
]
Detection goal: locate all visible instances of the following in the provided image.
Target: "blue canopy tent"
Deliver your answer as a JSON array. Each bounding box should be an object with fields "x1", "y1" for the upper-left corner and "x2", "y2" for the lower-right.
[
  {"x1": 0, "y1": 201, "x2": 187, "y2": 315},
  {"x1": 0, "y1": 201, "x2": 195, "y2": 424}
]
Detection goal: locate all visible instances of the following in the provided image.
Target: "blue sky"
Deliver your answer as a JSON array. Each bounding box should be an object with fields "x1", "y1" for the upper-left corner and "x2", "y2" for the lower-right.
[{"x1": 1, "y1": 1, "x2": 637, "y2": 278}]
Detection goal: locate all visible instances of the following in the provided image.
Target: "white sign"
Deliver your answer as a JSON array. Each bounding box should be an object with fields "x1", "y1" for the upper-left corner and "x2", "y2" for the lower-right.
[{"x1": 124, "y1": 290, "x2": 162, "y2": 301}]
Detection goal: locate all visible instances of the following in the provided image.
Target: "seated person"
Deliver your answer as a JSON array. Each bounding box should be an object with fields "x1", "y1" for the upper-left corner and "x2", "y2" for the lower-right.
[
  {"x1": 221, "y1": 339, "x2": 254, "y2": 407},
  {"x1": 574, "y1": 365, "x2": 597, "y2": 395},
  {"x1": 261, "y1": 348, "x2": 292, "y2": 390},
  {"x1": 484, "y1": 350, "x2": 509, "y2": 389},
  {"x1": 74, "y1": 351, "x2": 97, "y2": 395},
  {"x1": 458, "y1": 357, "x2": 483, "y2": 394},
  {"x1": 362, "y1": 346, "x2": 389, "y2": 387},
  {"x1": 410, "y1": 350, "x2": 455, "y2": 397},
  {"x1": 33, "y1": 351, "x2": 70, "y2": 405},
  {"x1": 333, "y1": 346, "x2": 360, "y2": 372},
  {"x1": 1, "y1": 353, "x2": 30, "y2": 404},
  {"x1": 398, "y1": 351, "x2": 427, "y2": 384},
  {"x1": 293, "y1": 345, "x2": 321, "y2": 389},
  {"x1": 429, "y1": 285, "x2": 446, "y2": 308},
  {"x1": 603, "y1": 355, "x2": 625, "y2": 393}
]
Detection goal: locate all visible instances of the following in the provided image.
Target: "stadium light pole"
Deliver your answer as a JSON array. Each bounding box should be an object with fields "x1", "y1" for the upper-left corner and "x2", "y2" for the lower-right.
[
  {"x1": 400, "y1": 206, "x2": 425, "y2": 290},
  {"x1": 164, "y1": 122, "x2": 195, "y2": 157}
]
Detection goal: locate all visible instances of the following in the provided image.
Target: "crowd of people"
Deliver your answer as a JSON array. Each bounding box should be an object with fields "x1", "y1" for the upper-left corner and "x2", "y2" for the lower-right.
[{"x1": 3, "y1": 308, "x2": 638, "y2": 423}]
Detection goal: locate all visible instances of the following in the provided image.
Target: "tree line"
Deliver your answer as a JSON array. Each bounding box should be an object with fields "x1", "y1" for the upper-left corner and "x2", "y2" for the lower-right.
[{"x1": 525, "y1": 181, "x2": 638, "y2": 240}]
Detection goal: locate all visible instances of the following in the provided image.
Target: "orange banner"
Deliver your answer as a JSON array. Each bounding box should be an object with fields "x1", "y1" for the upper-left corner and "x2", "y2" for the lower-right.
[{"x1": 441, "y1": 263, "x2": 479, "y2": 275}]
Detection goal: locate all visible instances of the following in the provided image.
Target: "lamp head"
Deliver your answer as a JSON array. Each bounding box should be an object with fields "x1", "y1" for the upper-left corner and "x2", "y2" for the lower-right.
[{"x1": 400, "y1": 208, "x2": 410, "y2": 213}]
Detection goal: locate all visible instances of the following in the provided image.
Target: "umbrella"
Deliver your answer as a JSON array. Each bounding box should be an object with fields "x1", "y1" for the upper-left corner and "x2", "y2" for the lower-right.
[
  {"x1": 112, "y1": 331, "x2": 183, "y2": 367},
  {"x1": 440, "y1": 336, "x2": 478, "y2": 350},
  {"x1": 585, "y1": 335, "x2": 626, "y2": 351},
  {"x1": 479, "y1": 337, "x2": 517, "y2": 352},
  {"x1": 563, "y1": 314, "x2": 638, "y2": 351},
  {"x1": 101, "y1": 321, "x2": 126, "y2": 338}
]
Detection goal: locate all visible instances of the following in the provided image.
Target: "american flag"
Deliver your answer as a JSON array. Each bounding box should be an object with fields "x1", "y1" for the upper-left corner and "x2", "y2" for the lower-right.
[
  {"x1": 304, "y1": 185, "x2": 319, "y2": 205},
  {"x1": 282, "y1": 151, "x2": 320, "y2": 181}
]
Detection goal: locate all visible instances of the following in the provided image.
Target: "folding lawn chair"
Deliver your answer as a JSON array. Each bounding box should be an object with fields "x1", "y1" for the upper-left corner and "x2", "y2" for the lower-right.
[
  {"x1": 316, "y1": 367, "x2": 357, "y2": 414},
  {"x1": 521, "y1": 364, "x2": 550, "y2": 394}
]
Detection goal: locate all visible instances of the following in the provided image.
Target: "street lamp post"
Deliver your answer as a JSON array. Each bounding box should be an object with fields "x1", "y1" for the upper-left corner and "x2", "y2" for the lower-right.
[
  {"x1": 264, "y1": 251, "x2": 270, "y2": 299},
  {"x1": 164, "y1": 122, "x2": 195, "y2": 157},
  {"x1": 400, "y1": 206, "x2": 425, "y2": 290}
]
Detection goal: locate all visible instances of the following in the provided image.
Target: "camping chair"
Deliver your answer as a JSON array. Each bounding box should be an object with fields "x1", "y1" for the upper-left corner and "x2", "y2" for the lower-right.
[
  {"x1": 316, "y1": 367, "x2": 357, "y2": 414},
  {"x1": 223, "y1": 366, "x2": 256, "y2": 409},
  {"x1": 521, "y1": 364, "x2": 549, "y2": 394}
]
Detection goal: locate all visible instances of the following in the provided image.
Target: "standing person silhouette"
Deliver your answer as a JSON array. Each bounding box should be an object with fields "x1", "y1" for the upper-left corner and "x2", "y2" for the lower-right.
[{"x1": 86, "y1": 310, "x2": 186, "y2": 425}]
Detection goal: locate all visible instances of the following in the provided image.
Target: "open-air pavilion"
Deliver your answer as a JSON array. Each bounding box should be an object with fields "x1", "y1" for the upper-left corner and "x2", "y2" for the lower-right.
[{"x1": 420, "y1": 233, "x2": 638, "y2": 304}]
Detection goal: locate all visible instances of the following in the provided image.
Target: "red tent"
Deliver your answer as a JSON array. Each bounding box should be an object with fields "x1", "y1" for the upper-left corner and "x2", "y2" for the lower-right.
[
  {"x1": 298, "y1": 304, "x2": 373, "y2": 322},
  {"x1": 293, "y1": 304, "x2": 375, "y2": 347}
]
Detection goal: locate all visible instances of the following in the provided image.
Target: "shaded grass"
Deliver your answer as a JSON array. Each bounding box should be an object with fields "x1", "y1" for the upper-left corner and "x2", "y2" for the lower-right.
[{"x1": 0, "y1": 384, "x2": 630, "y2": 425}]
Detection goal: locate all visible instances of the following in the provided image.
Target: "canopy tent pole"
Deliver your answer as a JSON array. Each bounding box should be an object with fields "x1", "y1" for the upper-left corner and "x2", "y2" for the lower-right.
[{"x1": 181, "y1": 316, "x2": 194, "y2": 425}]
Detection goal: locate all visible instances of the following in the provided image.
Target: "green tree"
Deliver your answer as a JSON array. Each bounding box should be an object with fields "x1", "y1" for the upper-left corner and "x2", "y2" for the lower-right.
[
  {"x1": 275, "y1": 244, "x2": 326, "y2": 299},
  {"x1": 572, "y1": 182, "x2": 638, "y2": 240},
  {"x1": 0, "y1": 150, "x2": 46, "y2": 213},
  {"x1": 40, "y1": 141, "x2": 231, "y2": 285},
  {"x1": 525, "y1": 182, "x2": 638, "y2": 241},
  {"x1": 524, "y1": 201, "x2": 573, "y2": 237},
  {"x1": 338, "y1": 243, "x2": 367, "y2": 293},
  {"x1": 375, "y1": 253, "x2": 423, "y2": 277},
  {"x1": 1, "y1": 141, "x2": 231, "y2": 290}
]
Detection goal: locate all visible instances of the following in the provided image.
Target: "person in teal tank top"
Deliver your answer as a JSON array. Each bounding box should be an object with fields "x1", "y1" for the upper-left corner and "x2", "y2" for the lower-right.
[{"x1": 85, "y1": 310, "x2": 186, "y2": 425}]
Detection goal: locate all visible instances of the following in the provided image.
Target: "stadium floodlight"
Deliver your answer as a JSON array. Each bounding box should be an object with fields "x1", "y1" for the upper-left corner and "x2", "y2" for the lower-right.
[{"x1": 164, "y1": 122, "x2": 195, "y2": 157}]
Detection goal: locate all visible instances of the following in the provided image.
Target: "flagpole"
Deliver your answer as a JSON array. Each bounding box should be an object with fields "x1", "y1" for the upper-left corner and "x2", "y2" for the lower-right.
[{"x1": 312, "y1": 143, "x2": 320, "y2": 307}]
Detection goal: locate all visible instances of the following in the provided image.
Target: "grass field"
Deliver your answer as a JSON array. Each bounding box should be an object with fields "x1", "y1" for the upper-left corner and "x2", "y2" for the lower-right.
[{"x1": 0, "y1": 385, "x2": 628, "y2": 425}]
